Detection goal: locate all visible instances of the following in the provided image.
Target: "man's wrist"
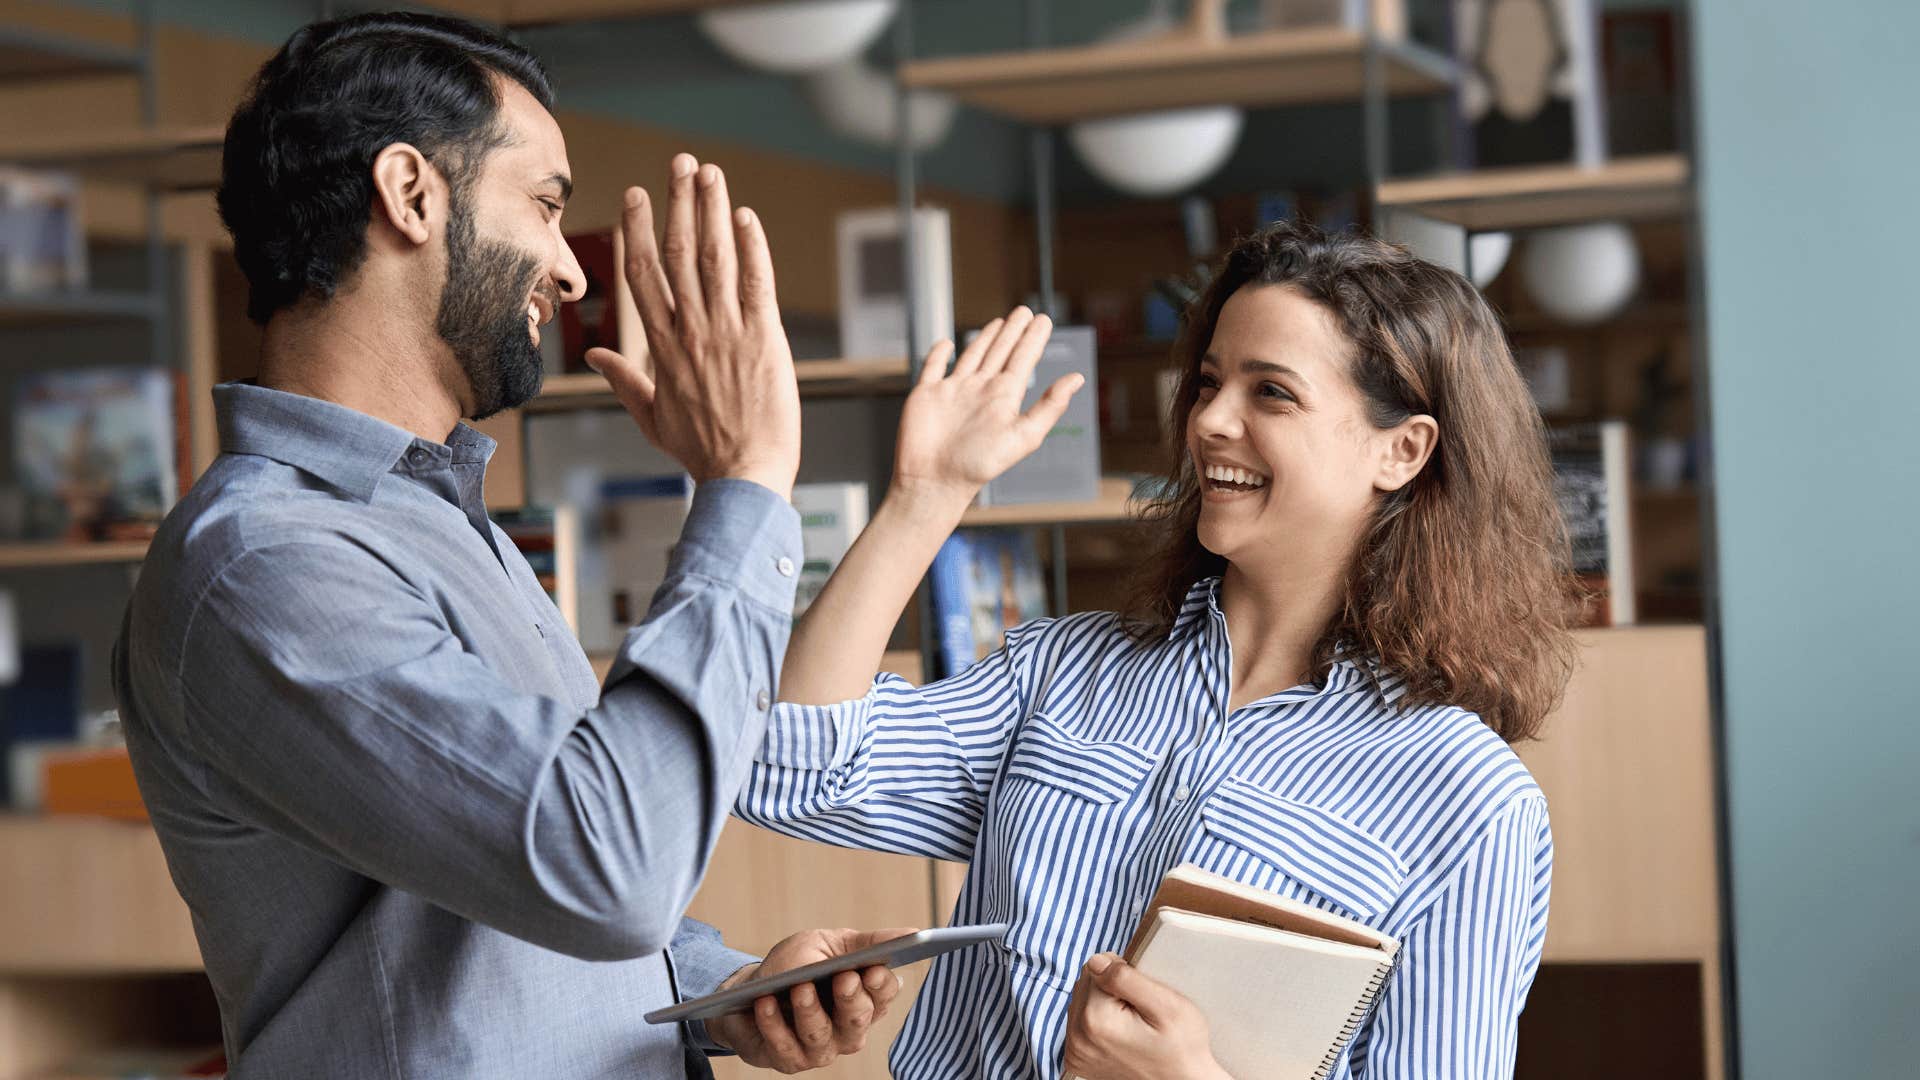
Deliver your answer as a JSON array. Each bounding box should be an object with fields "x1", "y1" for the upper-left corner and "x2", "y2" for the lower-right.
[{"x1": 713, "y1": 464, "x2": 795, "y2": 502}]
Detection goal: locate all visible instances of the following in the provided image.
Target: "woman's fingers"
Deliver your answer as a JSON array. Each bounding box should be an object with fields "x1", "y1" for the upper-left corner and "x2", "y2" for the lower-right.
[
  {"x1": 949, "y1": 316, "x2": 1004, "y2": 379},
  {"x1": 917, "y1": 340, "x2": 955, "y2": 387}
]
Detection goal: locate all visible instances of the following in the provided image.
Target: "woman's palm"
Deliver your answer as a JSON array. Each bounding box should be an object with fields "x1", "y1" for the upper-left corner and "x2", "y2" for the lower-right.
[{"x1": 894, "y1": 309, "x2": 1083, "y2": 498}]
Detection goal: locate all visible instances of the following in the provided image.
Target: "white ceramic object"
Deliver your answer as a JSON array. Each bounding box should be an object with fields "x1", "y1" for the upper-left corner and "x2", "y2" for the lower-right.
[
  {"x1": 1518, "y1": 221, "x2": 1641, "y2": 324},
  {"x1": 1381, "y1": 208, "x2": 1514, "y2": 288},
  {"x1": 697, "y1": 0, "x2": 898, "y2": 74},
  {"x1": 1068, "y1": 106, "x2": 1245, "y2": 197},
  {"x1": 804, "y1": 57, "x2": 956, "y2": 150}
]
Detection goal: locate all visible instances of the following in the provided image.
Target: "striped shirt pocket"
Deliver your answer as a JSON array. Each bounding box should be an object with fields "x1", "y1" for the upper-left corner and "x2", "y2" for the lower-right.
[{"x1": 1191, "y1": 778, "x2": 1409, "y2": 920}]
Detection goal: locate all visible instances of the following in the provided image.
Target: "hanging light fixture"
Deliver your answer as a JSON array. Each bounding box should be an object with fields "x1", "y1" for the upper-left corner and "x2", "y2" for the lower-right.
[
  {"x1": 1066, "y1": 1, "x2": 1244, "y2": 198},
  {"x1": 697, "y1": 0, "x2": 898, "y2": 75},
  {"x1": 1518, "y1": 221, "x2": 1641, "y2": 324},
  {"x1": 804, "y1": 57, "x2": 956, "y2": 150}
]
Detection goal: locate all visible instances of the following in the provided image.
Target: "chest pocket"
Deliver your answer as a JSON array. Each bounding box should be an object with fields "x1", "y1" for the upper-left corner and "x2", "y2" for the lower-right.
[
  {"x1": 1189, "y1": 777, "x2": 1408, "y2": 920},
  {"x1": 984, "y1": 715, "x2": 1161, "y2": 983}
]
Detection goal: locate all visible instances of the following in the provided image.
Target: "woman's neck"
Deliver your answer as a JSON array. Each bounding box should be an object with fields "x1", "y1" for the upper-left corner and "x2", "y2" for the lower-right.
[{"x1": 1217, "y1": 553, "x2": 1351, "y2": 711}]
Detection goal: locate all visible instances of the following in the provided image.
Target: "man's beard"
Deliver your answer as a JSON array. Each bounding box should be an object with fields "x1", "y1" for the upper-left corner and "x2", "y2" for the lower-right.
[{"x1": 436, "y1": 190, "x2": 548, "y2": 421}]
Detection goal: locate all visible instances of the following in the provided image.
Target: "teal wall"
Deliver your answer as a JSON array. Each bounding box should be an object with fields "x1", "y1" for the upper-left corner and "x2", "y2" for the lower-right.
[{"x1": 1693, "y1": 1, "x2": 1920, "y2": 1075}]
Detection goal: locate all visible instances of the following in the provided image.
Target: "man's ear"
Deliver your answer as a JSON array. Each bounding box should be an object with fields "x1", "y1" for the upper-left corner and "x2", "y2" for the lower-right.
[
  {"x1": 369, "y1": 143, "x2": 439, "y2": 248},
  {"x1": 1374, "y1": 414, "x2": 1438, "y2": 493}
]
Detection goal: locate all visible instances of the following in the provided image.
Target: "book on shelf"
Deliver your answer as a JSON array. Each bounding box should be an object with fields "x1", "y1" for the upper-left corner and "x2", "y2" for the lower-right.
[
  {"x1": 927, "y1": 528, "x2": 1049, "y2": 680},
  {"x1": 974, "y1": 324, "x2": 1102, "y2": 507},
  {"x1": 1064, "y1": 863, "x2": 1400, "y2": 1080},
  {"x1": 585, "y1": 473, "x2": 694, "y2": 653},
  {"x1": 492, "y1": 505, "x2": 581, "y2": 634},
  {"x1": 556, "y1": 230, "x2": 621, "y2": 374},
  {"x1": 791, "y1": 482, "x2": 870, "y2": 622},
  {"x1": 13, "y1": 366, "x2": 183, "y2": 542},
  {"x1": 1549, "y1": 419, "x2": 1635, "y2": 626},
  {"x1": 0, "y1": 166, "x2": 87, "y2": 292}
]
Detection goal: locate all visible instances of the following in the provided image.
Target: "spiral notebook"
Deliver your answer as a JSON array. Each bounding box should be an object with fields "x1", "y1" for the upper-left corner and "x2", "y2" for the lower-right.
[{"x1": 1068, "y1": 864, "x2": 1399, "y2": 1080}]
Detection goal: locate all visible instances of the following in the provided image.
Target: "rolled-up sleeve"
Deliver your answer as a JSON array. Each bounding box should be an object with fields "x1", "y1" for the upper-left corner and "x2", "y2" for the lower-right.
[{"x1": 175, "y1": 479, "x2": 801, "y2": 962}]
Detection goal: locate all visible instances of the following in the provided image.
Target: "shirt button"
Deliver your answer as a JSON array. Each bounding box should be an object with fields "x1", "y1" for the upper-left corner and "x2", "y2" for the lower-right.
[
  {"x1": 1173, "y1": 784, "x2": 1191, "y2": 802},
  {"x1": 756, "y1": 690, "x2": 771, "y2": 710},
  {"x1": 776, "y1": 556, "x2": 795, "y2": 577},
  {"x1": 407, "y1": 448, "x2": 431, "y2": 467}
]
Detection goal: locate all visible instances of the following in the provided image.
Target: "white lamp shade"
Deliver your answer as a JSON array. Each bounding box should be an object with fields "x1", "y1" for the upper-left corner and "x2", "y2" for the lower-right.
[
  {"x1": 804, "y1": 57, "x2": 956, "y2": 150},
  {"x1": 1068, "y1": 106, "x2": 1245, "y2": 197},
  {"x1": 1518, "y1": 221, "x2": 1641, "y2": 324},
  {"x1": 697, "y1": 0, "x2": 897, "y2": 74},
  {"x1": 1382, "y1": 209, "x2": 1513, "y2": 288}
]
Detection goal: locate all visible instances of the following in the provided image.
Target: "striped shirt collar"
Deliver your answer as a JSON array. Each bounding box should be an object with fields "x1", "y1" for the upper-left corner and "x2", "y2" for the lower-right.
[
  {"x1": 1172, "y1": 574, "x2": 1407, "y2": 706},
  {"x1": 214, "y1": 381, "x2": 495, "y2": 503}
]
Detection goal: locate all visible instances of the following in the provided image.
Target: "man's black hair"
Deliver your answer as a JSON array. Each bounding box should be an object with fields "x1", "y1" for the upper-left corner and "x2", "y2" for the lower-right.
[{"x1": 217, "y1": 11, "x2": 553, "y2": 324}]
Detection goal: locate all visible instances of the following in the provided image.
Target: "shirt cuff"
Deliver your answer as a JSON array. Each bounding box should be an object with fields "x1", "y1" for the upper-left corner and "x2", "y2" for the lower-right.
[
  {"x1": 678, "y1": 953, "x2": 762, "y2": 1056},
  {"x1": 667, "y1": 478, "x2": 804, "y2": 617},
  {"x1": 757, "y1": 670, "x2": 914, "y2": 770}
]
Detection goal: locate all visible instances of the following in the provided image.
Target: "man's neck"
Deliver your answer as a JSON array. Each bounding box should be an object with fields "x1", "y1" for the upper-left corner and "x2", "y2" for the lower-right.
[{"x1": 256, "y1": 289, "x2": 466, "y2": 445}]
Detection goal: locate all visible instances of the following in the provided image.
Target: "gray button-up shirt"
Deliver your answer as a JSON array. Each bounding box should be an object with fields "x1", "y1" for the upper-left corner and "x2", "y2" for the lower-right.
[{"x1": 113, "y1": 383, "x2": 802, "y2": 1079}]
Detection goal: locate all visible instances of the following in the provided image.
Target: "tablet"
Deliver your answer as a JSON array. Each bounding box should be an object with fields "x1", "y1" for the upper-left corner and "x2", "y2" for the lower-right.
[{"x1": 643, "y1": 923, "x2": 1010, "y2": 1025}]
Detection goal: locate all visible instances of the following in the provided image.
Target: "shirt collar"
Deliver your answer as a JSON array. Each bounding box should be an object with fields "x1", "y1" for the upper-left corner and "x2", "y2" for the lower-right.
[
  {"x1": 1174, "y1": 574, "x2": 1401, "y2": 705},
  {"x1": 215, "y1": 382, "x2": 496, "y2": 503}
]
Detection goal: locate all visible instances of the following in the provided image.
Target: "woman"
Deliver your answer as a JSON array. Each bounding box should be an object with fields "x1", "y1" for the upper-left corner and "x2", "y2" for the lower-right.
[{"x1": 744, "y1": 222, "x2": 1575, "y2": 1078}]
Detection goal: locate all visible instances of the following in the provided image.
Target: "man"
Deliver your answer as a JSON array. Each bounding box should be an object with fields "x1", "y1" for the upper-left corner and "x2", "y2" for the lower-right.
[{"x1": 113, "y1": 12, "x2": 902, "y2": 1078}]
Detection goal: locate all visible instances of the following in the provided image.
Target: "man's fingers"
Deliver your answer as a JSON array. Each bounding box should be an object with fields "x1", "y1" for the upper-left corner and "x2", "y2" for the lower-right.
[
  {"x1": 829, "y1": 971, "x2": 876, "y2": 1052},
  {"x1": 619, "y1": 187, "x2": 674, "y2": 338},
  {"x1": 918, "y1": 340, "x2": 955, "y2": 387},
  {"x1": 661, "y1": 153, "x2": 706, "y2": 326},
  {"x1": 733, "y1": 206, "x2": 781, "y2": 326},
  {"x1": 788, "y1": 982, "x2": 837, "y2": 1064},
  {"x1": 695, "y1": 163, "x2": 739, "y2": 322},
  {"x1": 950, "y1": 317, "x2": 1005, "y2": 378},
  {"x1": 749, "y1": 995, "x2": 806, "y2": 1068}
]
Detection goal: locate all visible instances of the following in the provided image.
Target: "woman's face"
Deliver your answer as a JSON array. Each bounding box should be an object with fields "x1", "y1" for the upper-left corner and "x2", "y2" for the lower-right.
[{"x1": 1187, "y1": 285, "x2": 1428, "y2": 573}]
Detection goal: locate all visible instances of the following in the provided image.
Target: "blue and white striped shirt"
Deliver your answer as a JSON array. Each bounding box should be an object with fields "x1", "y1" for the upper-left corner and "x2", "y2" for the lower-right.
[{"x1": 740, "y1": 577, "x2": 1551, "y2": 1079}]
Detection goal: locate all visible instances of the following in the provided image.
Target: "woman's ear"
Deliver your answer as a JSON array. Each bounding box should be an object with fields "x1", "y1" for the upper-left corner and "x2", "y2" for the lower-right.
[
  {"x1": 1374, "y1": 414, "x2": 1438, "y2": 493},
  {"x1": 369, "y1": 142, "x2": 438, "y2": 247}
]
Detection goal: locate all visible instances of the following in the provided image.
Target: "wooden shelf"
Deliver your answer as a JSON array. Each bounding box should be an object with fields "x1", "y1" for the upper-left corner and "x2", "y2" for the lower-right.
[
  {"x1": 0, "y1": 541, "x2": 149, "y2": 570},
  {"x1": 961, "y1": 476, "x2": 1138, "y2": 527},
  {"x1": 0, "y1": 27, "x2": 142, "y2": 84},
  {"x1": 525, "y1": 357, "x2": 913, "y2": 411},
  {"x1": 900, "y1": 27, "x2": 1455, "y2": 124},
  {"x1": 0, "y1": 289, "x2": 159, "y2": 327},
  {"x1": 1376, "y1": 155, "x2": 1692, "y2": 232},
  {"x1": 2, "y1": 126, "x2": 224, "y2": 191},
  {"x1": 0, "y1": 816, "x2": 201, "y2": 974}
]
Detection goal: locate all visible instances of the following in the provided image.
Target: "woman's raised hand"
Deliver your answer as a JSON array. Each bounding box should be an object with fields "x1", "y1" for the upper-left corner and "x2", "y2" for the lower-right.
[{"x1": 891, "y1": 306, "x2": 1084, "y2": 511}]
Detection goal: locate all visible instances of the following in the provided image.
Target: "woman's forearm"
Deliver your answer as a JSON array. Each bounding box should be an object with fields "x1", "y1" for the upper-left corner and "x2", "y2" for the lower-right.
[{"x1": 778, "y1": 482, "x2": 970, "y2": 705}]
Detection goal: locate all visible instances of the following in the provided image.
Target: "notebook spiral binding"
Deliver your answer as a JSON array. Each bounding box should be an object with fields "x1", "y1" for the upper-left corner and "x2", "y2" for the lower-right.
[{"x1": 1309, "y1": 954, "x2": 1401, "y2": 1080}]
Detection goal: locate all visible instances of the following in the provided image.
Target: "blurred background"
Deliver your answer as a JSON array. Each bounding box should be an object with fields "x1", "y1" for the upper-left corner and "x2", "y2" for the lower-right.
[{"x1": 0, "y1": 0, "x2": 1912, "y2": 1077}]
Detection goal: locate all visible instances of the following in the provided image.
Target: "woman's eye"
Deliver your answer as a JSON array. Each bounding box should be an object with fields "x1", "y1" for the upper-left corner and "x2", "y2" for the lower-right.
[{"x1": 1259, "y1": 382, "x2": 1294, "y2": 401}]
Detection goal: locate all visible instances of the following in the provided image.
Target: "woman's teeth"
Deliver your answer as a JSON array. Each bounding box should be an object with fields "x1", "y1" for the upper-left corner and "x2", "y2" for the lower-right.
[{"x1": 1204, "y1": 464, "x2": 1267, "y2": 488}]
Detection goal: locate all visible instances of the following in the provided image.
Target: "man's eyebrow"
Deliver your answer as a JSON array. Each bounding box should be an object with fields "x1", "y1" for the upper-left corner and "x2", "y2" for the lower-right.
[{"x1": 539, "y1": 173, "x2": 573, "y2": 203}]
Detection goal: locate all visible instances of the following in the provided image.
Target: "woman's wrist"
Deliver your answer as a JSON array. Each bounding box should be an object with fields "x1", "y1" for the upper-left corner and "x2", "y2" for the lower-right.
[{"x1": 881, "y1": 477, "x2": 974, "y2": 531}]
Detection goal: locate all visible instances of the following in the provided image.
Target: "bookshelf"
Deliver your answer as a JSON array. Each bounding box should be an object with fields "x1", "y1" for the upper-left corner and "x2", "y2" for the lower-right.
[
  {"x1": 0, "y1": 541, "x2": 149, "y2": 570},
  {"x1": 1375, "y1": 155, "x2": 1693, "y2": 232},
  {"x1": 959, "y1": 476, "x2": 1138, "y2": 527},
  {"x1": 0, "y1": 25, "x2": 141, "y2": 82},
  {"x1": 525, "y1": 357, "x2": 914, "y2": 412},
  {"x1": 900, "y1": 26, "x2": 1455, "y2": 124},
  {"x1": 0, "y1": 289, "x2": 160, "y2": 327},
  {"x1": 1, "y1": 125, "x2": 224, "y2": 191}
]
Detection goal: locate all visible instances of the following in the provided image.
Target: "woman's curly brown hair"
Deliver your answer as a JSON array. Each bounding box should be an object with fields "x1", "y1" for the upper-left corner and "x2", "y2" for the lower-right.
[{"x1": 1123, "y1": 221, "x2": 1578, "y2": 742}]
